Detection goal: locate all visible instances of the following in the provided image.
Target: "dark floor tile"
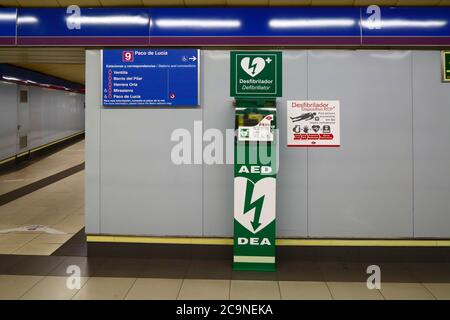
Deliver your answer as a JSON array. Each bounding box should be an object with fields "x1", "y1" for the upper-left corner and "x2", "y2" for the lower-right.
[
  {"x1": 319, "y1": 262, "x2": 367, "y2": 282},
  {"x1": 189, "y1": 245, "x2": 232, "y2": 260},
  {"x1": 278, "y1": 247, "x2": 319, "y2": 262},
  {"x1": 52, "y1": 243, "x2": 87, "y2": 257},
  {"x1": 359, "y1": 262, "x2": 417, "y2": 283},
  {"x1": 408, "y1": 263, "x2": 450, "y2": 283},
  {"x1": 48, "y1": 256, "x2": 105, "y2": 277},
  {"x1": 139, "y1": 259, "x2": 190, "y2": 279},
  {"x1": 316, "y1": 247, "x2": 362, "y2": 263},
  {"x1": 87, "y1": 243, "x2": 192, "y2": 259},
  {"x1": 93, "y1": 258, "x2": 148, "y2": 278},
  {"x1": 52, "y1": 229, "x2": 87, "y2": 257},
  {"x1": 3, "y1": 255, "x2": 66, "y2": 276},
  {"x1": 0, "y1": 255, "x2": 27, "y2": 273},
  {"x1": 277, "y1": 261, "x2": 324, "y2": 281},
  {"x1": 358, "y1": 247, "x2": 450, "y2": 263},
  {"x1": 185, "y1": 259, "x2": 232, "y2": 280},
  {"x1": 66, "y1": 229, "x2": 86, "y2": 244}
]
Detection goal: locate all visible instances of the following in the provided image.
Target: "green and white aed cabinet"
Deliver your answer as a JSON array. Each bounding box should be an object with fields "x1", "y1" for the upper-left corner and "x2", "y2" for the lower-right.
[
  {"x1": 233, "y1": 101, "x2": 277, "y2": 272},
  {"x1": 231, "y1": 51, "x2": 281, "y2": 272}
]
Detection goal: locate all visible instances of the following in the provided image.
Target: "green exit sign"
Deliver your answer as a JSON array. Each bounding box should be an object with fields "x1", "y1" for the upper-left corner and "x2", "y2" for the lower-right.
[
  {"x1": 230, "y1": 51, "x2": 282, "y2": 98},
  {"x1": 442, "y1": 51, "x2": 450, "y2": 82}
]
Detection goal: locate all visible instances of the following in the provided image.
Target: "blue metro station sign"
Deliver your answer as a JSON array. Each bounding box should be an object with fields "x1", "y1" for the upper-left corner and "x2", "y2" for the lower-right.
[{"x1": 102, "y1": 49, "x2": 200, "y2": 107}]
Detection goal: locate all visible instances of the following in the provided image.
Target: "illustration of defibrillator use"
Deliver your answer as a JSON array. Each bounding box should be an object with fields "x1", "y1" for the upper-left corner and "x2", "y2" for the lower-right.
[{"x1": 290, "y1": 112, "x2": 316, "y2": 123}]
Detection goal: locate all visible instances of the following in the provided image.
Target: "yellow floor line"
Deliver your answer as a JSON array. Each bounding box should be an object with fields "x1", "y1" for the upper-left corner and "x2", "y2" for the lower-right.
[
  {"x1": 0, "y1": 156, "x2": 16, "y2": 165},
  {"x1": 86, "y1": 235, "x2": 450, "y2": 247},
  {"x1": 0, "y1": 132, "x2": 85, "y2": 165},
  {"x1": 30, "y1": 132, "x2": 84, "y2": 153}
]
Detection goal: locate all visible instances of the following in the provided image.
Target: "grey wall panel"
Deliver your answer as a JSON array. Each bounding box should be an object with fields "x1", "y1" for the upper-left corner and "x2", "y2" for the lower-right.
[
  {"x1": 100, "y1": 108, "x2": 203, "y2": 236},
  {"x1": 413, "y1": 51, "x2": 450, "y2": 237},
  {"x1": 85, "y1": 50, "x2": 101, "y2": 234},
  {"x1": 0, "y1": 81, "x2": 17, "y2": 161},
  {"x1": 307, "y1": 51, "x2": 413, "y2": 238},
  {"x1": 276, "y1": 51, "x2": 308, "y2": 237},
  {"x1": 202, "y1": 51, "x2": 235, "y2": 236},
  {"x1": 0, "y1": 76, "x2": 84, "y2": 162},
  {"x1": 28, "y1": 88, "x2": 84, "y2": 150}
]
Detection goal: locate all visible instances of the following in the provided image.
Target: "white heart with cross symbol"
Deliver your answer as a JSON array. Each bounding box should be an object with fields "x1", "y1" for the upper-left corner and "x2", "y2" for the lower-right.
[{"x1": 240, "y1": 57, "x2": 266, "y2": 78}]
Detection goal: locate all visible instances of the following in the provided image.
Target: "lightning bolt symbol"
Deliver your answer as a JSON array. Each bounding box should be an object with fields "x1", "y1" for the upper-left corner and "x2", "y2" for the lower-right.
[
  {"x1": 248, "y1": 58, "x2": 259, "y2": 76},
  {"x1": 243, "y1": 180, "x2": 265, "y2": 231}
]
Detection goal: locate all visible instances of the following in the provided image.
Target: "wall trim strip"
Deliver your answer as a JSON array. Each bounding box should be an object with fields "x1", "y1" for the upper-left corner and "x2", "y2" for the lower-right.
[
  {"x1": 86, "y1": 235, "x2": 450, "y2": 247},
  {"x1": 0, "y1": 131, "x2": 84, "y2": 165}
]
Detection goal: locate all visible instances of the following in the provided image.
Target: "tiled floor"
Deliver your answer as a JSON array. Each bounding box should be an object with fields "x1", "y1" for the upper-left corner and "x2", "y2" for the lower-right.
[
  {"x1": 0, "y1": 141, "x2": 84, "y2": 255},
  {"x1": 1, "y1": 269, "x2": 450, "y2": 300},
  {"x1": 0, "y1": 140, "x2": 84, "y2": 195},
  {"x1": 279, "y1": 281, "x2": 332, "y2": 300},
  {"x1": 0, "y1": 254, "x2": 448, "y2": 300}
]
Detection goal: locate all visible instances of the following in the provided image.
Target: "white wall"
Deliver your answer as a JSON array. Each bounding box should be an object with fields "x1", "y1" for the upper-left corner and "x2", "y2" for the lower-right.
[
  {"x1": 0, "y1": 82, "x2": 85, "y2": 161},
  {"x1": 86, "y1": 49, "x2": 450, "y2": 239},
  {"x1": 0, "y1": 81, "x2": 18, "y2": 160},
  {"x1": 28, "y1": 87, "x2": 84, "y2": 150}
]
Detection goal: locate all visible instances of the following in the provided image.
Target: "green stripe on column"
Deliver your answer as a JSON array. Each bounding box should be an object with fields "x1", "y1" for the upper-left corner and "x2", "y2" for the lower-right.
[{"x1": 234, "y1": 256, "x2": 276, "y2": 263}]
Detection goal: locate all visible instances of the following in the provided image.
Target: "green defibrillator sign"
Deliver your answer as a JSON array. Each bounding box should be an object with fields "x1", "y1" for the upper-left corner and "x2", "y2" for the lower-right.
[
  {"x1": 442, "y1": 51, "x2": 450, "y2": 82},
  {"x1": 230, "y1": 51, "x2": 282, "y2": 98},
  {"x1": 233, "y1": 100, "x2": 277, "y2": 272}
]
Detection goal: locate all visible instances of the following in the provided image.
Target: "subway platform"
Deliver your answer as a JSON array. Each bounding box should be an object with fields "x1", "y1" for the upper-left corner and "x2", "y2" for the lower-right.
[{"x1": 0, "y1": 141, "x2": 450, "y2": 300}]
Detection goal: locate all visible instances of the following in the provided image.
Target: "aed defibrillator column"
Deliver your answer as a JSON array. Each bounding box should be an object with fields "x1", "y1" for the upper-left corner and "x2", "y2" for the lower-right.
[{"x1": 230, "y1": 51, "x2": 282, "y2": 272}]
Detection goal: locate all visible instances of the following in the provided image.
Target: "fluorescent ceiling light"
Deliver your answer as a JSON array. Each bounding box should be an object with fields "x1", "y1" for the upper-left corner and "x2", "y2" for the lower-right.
[
  {"x1": 66, "y1": 15, "x2": 149, "y2": 26},
  {"x1": 154, "y1": 19, "x2": 241, "y2": 29},
  {"x1": 362, "y1": 19, "x2": 447, "y2": 28},
  {"x1": 17, "y1": 16, "x2": 38, "y2": 24},
  {"x1": 0, "y1": 13, "x2": 16, "y2": 21},
  {"x1": 2, "y1": 76, "x2": 21, "y2": 82},
  {"x1": 269, "y1": 18, "x2": 356, "y2": 28}
]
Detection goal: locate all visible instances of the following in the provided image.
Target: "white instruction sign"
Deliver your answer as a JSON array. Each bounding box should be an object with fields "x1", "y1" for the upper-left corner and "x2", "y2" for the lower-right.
[
  {"x1": 287, "y1": 100, "x2": 340, "y2": 147},
  {"x1": 238, "y1": 114, "x2": 274, "y2": 142}
]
